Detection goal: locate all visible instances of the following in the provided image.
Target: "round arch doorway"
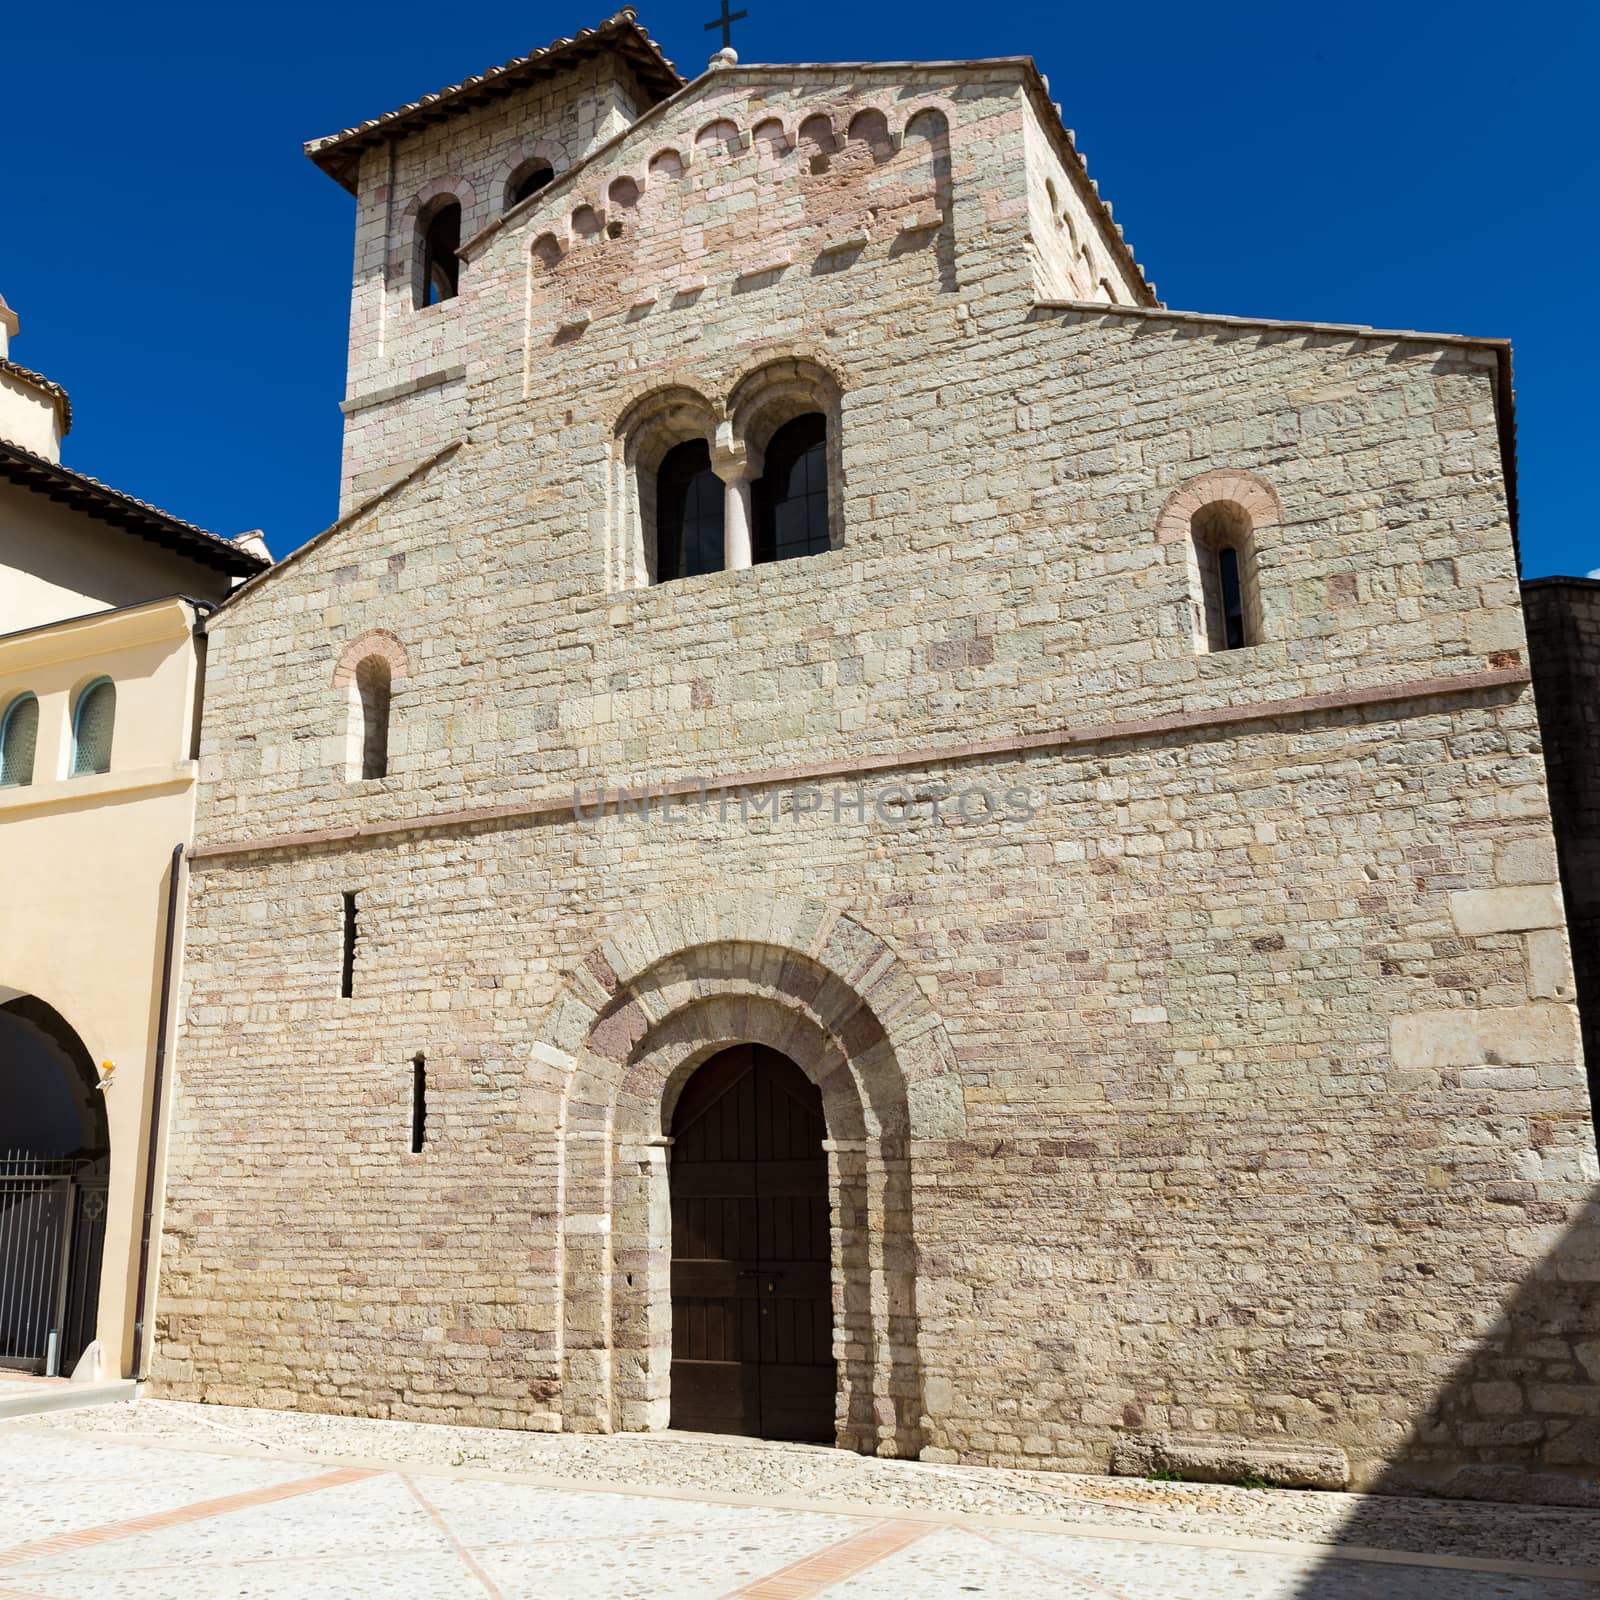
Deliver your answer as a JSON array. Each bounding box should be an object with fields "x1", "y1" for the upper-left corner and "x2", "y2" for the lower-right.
[
  {"x1": 667, "y1": 1045, "x2": 835, "y2": 1442},
  {"x1": 0, "y1": 995, "x2": 110, "y2": 1375}
]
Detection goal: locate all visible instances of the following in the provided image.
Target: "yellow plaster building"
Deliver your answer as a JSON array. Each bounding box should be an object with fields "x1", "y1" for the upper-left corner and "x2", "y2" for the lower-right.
[{"x1": 0, "y1": 291, "x2": 267, "y2": 1380}]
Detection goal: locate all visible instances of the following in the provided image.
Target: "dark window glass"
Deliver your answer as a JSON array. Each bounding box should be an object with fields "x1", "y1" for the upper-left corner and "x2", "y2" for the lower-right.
[
  {"x1": 656, "y1": 440, "x2": 724, "y2": 582},
  {"x1": 419, "y1": 202, "x2": 461, "y2": 307},
  {"x1": 754, "y1": 414, "x2": 829, "y2": 564},
  {"x1": 508, "y1": 163, "x2": 554, "y2": 208},
  {"x1": 1218, "y1": 545, "x2": 1245, "y2": 649}
]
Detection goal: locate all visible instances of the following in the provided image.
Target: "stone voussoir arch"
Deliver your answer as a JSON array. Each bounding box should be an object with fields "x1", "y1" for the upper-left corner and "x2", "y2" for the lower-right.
[
  {"x1": 1155, "y1": 467, "x2": 1284, "y2": 546},
  {"x1": 546, "y1": 891, "x2": 963, "y2": 1448},
  {"x1": 548, "y1": 890, "x2": 963, "y2": 1139},
  {"x1": 403, "y1": 174, "x2": 479, "y2": 228},
  {"x1": 330, "y1": 629, "x2": 410, "y2": 688}
]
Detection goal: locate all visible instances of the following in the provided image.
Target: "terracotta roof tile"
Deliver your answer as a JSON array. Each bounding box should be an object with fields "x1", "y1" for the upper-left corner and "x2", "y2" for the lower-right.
[
  {"x1": 305, "y1": 9, "x2": 681, "y2": 193},
  {"x1": 0, "y1": 439, "x2": 268, "y2": 576}
]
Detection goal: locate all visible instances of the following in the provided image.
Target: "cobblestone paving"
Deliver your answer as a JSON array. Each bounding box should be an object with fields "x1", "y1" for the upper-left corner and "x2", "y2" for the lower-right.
[{"x1": 4, "y1": 1403, "x2": 1598, "y2": 1598}]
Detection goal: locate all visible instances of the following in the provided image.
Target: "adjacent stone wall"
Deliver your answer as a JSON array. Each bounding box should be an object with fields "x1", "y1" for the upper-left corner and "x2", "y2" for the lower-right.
[
  {"x1": 1523, "y1": 576, "x2": 1600, "y2": 1113},
  {"x1": 154, "y1": 57, "x2": 1600, "y2": 1491}
]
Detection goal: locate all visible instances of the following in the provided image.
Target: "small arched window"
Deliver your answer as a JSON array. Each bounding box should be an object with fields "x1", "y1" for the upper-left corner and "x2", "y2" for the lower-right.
[
  {"x1": 70, "y1": 678, "x2": 115, "y2": 777},
  {"x1": 356, "y1": 656, "x2": 391, "y2": 780},
  {"x1": 416, "y1": 199, "x2": 462, "y2": 308},
  {"x1": 754, "y1": 414, "x2": 830, "y2": 564},
  {"x1": 0, "y1": 692, "x2": 39, "y2": 787},
  {"x1": 506, "y1": 160, "x2": 554, "y2": 210},
  {"x1": 655, "y1": 440, "x2": 725, "y2": 582},
  {"x1": 1191, "y1": 501, "x2": 1260, "y2": 652}
]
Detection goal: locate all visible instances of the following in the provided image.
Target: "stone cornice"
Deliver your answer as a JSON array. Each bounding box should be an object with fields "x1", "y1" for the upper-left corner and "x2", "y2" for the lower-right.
[
  {"x1": 339, "y1": 366, "x2": 466, "y2": 417},
  {"x1": 188, "y1": 666, "x2": 1531, "y2": 864},
  {"x1": 1032, "y1": 298, "x2": 1511, "y2": 356}
]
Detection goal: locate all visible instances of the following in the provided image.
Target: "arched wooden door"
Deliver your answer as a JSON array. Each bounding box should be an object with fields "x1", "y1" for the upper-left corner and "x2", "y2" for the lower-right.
[{"x1": 668, "y1": 1045, "x2": 835, "y2": 1441}]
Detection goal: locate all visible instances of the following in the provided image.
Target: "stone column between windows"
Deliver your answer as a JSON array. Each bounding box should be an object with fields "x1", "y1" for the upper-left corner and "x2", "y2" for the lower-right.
[{"x1": 712, "y1": 438, "x2": 761, "y2": 573}]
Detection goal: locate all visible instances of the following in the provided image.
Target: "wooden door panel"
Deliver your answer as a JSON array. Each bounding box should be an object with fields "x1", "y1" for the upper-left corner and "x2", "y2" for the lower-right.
[
  {"x1": 672, "y1": 1359, "x2": 761, "y2": 1435},
  {"x1": 669, "y1": 1162, "x2": 759, "y2": 1198},
  {"x1": 672, "y1": 1194, "x2": 757, "y2": 1264},
  {"x1": 669, "y1": 1045, "x2": 835, "y2": 1442},
  {"x1": 759, "y1": 1361, "x2": 835, "y2": 1443}
]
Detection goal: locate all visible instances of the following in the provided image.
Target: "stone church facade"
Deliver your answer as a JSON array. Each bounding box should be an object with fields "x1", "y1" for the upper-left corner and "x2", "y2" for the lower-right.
[{"x1": 153, "y1": 11, "x2": 1600, "y2": 1490}]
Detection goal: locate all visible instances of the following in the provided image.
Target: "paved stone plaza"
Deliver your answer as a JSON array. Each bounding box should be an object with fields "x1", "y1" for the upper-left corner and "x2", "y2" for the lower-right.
[{"x1": 2, "y1": 1402, "x2": 1597, "y2": 1597}]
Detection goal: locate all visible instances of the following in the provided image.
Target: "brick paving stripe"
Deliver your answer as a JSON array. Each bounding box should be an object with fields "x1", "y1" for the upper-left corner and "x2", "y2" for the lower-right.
[
  {"x1": 0, "y1": 1466, "x2": 375, "y2": 1569},
  {"x1": 723, "y1": 1518, "x2": 935, "y2": 1598}
]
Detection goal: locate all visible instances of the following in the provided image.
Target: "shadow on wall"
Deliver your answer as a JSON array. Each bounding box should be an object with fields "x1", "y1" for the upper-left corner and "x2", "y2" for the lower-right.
[{"x1": 1289, "y1": 1184, "x2": 1600, "y2": 1596}]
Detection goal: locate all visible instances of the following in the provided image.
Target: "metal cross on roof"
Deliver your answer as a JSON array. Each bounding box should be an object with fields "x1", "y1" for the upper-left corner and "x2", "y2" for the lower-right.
[{"x1": 704, "y1": 0, "x2": 748, "y2": 50}]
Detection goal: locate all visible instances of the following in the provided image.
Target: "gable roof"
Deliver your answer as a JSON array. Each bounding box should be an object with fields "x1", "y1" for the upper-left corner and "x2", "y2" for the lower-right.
[
  {"x1": 305, "y1": 9, "x2": 682, "y2": 194},
  {"x1": 0, "y1": 439, "x2": 268, "y2": 578}
]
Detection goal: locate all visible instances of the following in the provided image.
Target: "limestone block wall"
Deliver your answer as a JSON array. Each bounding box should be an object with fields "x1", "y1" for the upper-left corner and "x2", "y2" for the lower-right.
[
  {"x1": 337, "y1": 54, "x2": 648, "y2": 510},
  {"x1": 1023, "y1": 102, "x2": 1131, "y2": 301},
  {"x1": 334, "y1": 61, "x2": 1145, "y2": 514},
  {"x1": 151, "y1": 62, "x2": 1600, "y2": 1489},
  {"x1": 156, "y1": 692, "x2": 1598, "y2": 1483}
]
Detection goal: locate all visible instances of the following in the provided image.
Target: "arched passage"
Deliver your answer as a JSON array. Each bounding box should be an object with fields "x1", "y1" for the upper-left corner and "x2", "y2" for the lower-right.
[
  {"x1": 545, "y1": 892, "x2": 964, "y2": 1455},
  {"x1": 0, "y1": 995, "x2": 109, "y2": 1373}
]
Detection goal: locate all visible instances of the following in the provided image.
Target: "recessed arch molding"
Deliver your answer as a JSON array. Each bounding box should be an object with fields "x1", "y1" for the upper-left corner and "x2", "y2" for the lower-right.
[{"x1": 545, "y1": 890, "x2": 964, "y2": 1453}]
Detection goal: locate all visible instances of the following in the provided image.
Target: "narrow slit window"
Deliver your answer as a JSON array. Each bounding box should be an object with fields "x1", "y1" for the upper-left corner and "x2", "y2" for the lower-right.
[
  {"x1": 341, "y1": 891, "x2": 358, "y2": 998},
  {"x1": 1218, "y1": 546, "x2": 1246, "y2": 650},
  {"x1": 356, "y1": 655, "x2": 391, "y2": 780},
  {"x1": 1190, "y1": 499, "x2": 1260, "y2": 653},
  {"x1": 411, "y1": 1054, "x2": 427, "y2": 1153}
]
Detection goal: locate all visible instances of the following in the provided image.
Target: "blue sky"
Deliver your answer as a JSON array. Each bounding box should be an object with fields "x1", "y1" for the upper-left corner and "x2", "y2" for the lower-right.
[{"x1": 2, "y1": 0, "x2": 1593, "y2": 573}]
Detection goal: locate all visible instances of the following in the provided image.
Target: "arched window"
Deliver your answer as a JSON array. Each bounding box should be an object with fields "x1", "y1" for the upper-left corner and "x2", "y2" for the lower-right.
[
  {"x1": 754, "y1": 414, "x2": 830, "y2": 564},
  {"x1": 1191, "y1": 501, "x2": 1260, "y2": 651},
  {"x1": 655, "y1": 441, "x2": 725, "y2": 582},
  {"x1": 1158, "y1": 471, "x2": 1279, "y2": 656},
  {"x1": 416, "y1": 199, "x2": 462, "y2": 308},
  {"x1": 0, "y1": 692, "x2": 38, "y2": 787},
  {"x1": 70, "y1": 678, "x2": 115, "y2": 777},
  {"x1": 506, "y1": 160, "x2": 554, "y2": 210},
  {"x1": 356, "y1": 656, "x2": 391, "y2": 780}
]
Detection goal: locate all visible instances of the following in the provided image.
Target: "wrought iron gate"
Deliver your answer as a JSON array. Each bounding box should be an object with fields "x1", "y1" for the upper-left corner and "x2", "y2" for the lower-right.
[{"x1": 0, "y1": 1153, "x2": 108, "y2": 1375}]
